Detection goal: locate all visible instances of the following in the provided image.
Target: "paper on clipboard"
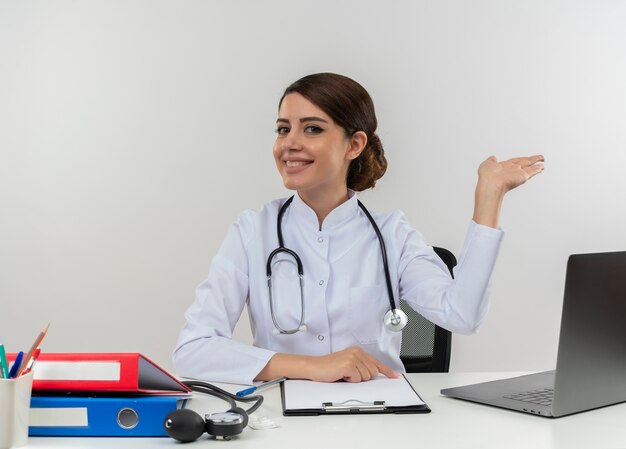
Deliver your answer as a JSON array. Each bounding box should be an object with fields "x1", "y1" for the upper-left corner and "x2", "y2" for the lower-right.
[{"x1": 282, "y1": 375, "x2": 427, "y2": 414}]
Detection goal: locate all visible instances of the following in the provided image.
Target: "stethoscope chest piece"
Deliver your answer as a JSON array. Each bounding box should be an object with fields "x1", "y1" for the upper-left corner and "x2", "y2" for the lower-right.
[{"x1": 383, "y1": 308, "x2": 408, "y2": 332}]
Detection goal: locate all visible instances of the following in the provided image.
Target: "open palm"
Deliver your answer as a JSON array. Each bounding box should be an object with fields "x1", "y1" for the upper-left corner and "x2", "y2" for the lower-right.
[{"x1": 478, "y1": 155, "x2": 545, "y2": 193}]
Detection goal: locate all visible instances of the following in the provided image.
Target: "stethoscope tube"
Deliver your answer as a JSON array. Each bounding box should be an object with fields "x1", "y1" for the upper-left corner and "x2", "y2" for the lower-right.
[
  {"x1": 181, "y1": 380, "x2": 264, "y2": 415},
  {"x1": 266, "y1": 196, "x2": 407, "y2": 334},
  {"x1": 266, "y1": 197, "x2": 306, "y2": 334},
  {"x1": 266, "y1": 247, "x2": 306, "y2": 335},
  {"x1": 356, "y1": 199, "x2": 397, "y2": 312}
]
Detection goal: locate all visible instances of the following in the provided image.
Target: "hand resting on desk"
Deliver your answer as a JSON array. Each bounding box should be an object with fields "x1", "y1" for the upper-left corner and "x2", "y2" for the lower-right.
[{"x1": 256, "y1": 346, "x2": 400, "y2": 383}]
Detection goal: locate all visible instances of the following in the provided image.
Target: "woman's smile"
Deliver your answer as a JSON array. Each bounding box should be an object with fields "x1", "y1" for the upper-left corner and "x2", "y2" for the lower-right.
[{"x1": 284, "y1": 159, "x2": 314, "y2": 174}]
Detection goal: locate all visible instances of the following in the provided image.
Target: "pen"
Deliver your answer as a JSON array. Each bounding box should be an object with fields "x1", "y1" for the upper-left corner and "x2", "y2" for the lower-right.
[
  {"x1": 17, "y1": 323, "x2": 49, "y2": 377},
  {"x1": 8, "y1": 351, "x2": 24, "y2": 379},
  {"x1": 0, "y1": 344, "x2": 9, "y2": 379},
  {"x1": 236, "y1": 376, "x2": 287, "y2": 397}
]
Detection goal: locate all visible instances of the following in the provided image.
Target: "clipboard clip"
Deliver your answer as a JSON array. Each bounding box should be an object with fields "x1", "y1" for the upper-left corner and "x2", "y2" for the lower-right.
[{"x1": 322, "y1": 399, "x2": 386, "y2": 412}]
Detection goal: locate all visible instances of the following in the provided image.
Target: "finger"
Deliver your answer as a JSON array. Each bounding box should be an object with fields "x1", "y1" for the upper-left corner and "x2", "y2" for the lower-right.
[
  {"x1": 353, "y1": 358, "x2": 374, "y2": 382},
  {"x1": 519, "y1": 155, "x2": 545, "y2": 167},
  {"x1": 344, "y1": 365, "x2": 364, "y2": 383},
  {"x1": 524, "y1": 163, "x2": 545, "y2": 179},
  {"x1": 342, "y1": 367, "x2": 362, "y2": 383},
  {"x1": 508, "y1": 155, "x2": 544, "y2": 167},
  {"x1": 360, "y1": 358, "x2": 381, "y2": 381},
  {"x1": 376, "y1": 361, "x2": 401, "y2": 379}
]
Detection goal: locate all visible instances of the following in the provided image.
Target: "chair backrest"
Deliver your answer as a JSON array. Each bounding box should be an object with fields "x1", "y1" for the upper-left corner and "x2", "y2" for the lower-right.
[{"x1": 399, "y1": 246, "x2": 456, "y2": 373}]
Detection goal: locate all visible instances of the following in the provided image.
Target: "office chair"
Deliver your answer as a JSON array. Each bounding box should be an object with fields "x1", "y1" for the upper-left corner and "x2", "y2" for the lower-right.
[{"x1": 399, "y1": 246, "x2": 456, "y2": 373}]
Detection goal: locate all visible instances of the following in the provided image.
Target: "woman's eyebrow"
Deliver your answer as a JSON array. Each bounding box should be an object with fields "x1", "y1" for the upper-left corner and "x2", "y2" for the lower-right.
[
  {"x1": 299, "y1": 116, "x2": 328, "y2": 123},
  {"x1": 276, "y1": 116, "x2": 329, "y2": 124}
]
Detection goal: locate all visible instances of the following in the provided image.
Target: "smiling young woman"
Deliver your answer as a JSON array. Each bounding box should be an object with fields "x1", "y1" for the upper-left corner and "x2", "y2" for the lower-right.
[
  {"x1": 273, "y1": 74, "x2": 386, "y2": 229},
  {"x1": 173, "y1": 73, "x2": 544, "y2": 385},
  {"x1": 273, "y1": 92, "x2": 368, "y2": 228}
]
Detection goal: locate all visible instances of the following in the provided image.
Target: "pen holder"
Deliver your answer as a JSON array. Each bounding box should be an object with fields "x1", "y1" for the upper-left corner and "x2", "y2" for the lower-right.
[{"x1": 0, "y1": 371, "x2": 34, "y2": 449}]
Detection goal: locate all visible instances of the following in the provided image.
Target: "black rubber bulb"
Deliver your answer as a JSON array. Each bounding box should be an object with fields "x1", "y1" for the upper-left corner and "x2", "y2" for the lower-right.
[{"x1": 163, "y1": 409, "x2": 206, "y2": 443}]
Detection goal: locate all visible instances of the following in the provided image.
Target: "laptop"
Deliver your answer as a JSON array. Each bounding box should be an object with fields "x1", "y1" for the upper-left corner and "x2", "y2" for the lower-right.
[{"x1": 441, "y1": 251, "x2": 626, "y2": 418}]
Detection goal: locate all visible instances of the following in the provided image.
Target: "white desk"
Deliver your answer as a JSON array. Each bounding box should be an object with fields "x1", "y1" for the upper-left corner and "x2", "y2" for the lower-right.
[{"x1": 23, "y1": 372, "x2": 626, "y2": 449}]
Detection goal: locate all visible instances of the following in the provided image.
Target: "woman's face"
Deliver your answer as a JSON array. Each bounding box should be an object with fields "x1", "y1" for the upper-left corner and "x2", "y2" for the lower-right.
[{"x1": 273, "y1": 93, "x2": 362, "y2": 197}]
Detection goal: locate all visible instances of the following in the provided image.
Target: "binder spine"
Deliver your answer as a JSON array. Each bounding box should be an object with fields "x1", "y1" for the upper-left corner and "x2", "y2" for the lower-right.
[{"x1": 29, "y1": 396, "x2": 185, "y2": 437}]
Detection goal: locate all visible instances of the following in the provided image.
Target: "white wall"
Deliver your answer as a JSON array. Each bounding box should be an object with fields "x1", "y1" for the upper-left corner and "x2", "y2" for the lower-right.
[{"x1": 1, "y1": 0, "x2": 625, "y2": 375}]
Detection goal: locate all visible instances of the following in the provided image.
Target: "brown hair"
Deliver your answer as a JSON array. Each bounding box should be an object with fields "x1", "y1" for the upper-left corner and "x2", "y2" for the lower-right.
[{"x1": 279, "y1": 73, "x2": 387, "y2": 191}]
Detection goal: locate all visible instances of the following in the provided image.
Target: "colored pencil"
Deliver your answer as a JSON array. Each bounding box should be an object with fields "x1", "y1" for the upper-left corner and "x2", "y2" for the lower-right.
[{"x1": 17, "y1": 323, "x2": 49, "y2": 377}]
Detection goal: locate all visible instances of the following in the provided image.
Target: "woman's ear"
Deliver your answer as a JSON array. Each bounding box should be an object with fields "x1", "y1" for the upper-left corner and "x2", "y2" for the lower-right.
[{"x1": 346, "y1": 131, "x2": 368, "y2": 161}]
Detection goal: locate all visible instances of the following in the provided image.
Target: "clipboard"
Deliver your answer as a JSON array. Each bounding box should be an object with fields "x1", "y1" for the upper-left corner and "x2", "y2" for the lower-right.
[{"x1": 280, "y1": 374, "x2": 430, "y2": 415}]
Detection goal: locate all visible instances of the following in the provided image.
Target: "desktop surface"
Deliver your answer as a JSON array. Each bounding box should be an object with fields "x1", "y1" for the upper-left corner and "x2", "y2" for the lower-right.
[{"x1": 22, "y1": 372, "x2": 626, "y2": 449}]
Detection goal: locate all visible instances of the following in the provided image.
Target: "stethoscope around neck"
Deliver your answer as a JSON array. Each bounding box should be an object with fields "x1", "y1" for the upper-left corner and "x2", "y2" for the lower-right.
[{"x1": 266, "y1": 195, "x2": 408, "y2": 335}]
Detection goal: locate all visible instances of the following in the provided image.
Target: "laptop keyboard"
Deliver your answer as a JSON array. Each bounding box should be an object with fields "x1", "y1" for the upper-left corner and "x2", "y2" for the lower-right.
[{"x1": 504, "y1": 388, "x2": 554, "y2": 406}]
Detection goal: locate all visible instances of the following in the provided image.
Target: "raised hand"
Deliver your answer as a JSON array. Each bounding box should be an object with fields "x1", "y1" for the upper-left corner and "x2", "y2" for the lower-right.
[
  {"x1": 477, "y1": 155, "x2": 545, "y2": 194},
  {"x1": 473, "y1": 154, "x2": 545, "y2": 228}
]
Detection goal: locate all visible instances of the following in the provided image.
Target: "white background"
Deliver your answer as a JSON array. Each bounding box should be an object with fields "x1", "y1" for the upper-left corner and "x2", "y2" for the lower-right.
[{"x1": 1, "y1": 0, "x2": 625, "y2": 375}]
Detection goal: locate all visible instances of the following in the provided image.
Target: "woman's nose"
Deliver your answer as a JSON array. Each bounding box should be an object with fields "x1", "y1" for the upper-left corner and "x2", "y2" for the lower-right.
[{"x1": 281, "y1": 132, "x2": 303, "y2": 151}]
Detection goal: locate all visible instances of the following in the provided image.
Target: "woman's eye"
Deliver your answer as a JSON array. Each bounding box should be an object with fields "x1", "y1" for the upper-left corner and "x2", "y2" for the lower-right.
[
  {"x1": 305, "y1": 125, "x2": 323, "y2": 134},
  {"x1": 275, "y1": 126, "x2": 290, "y2": 135}
]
